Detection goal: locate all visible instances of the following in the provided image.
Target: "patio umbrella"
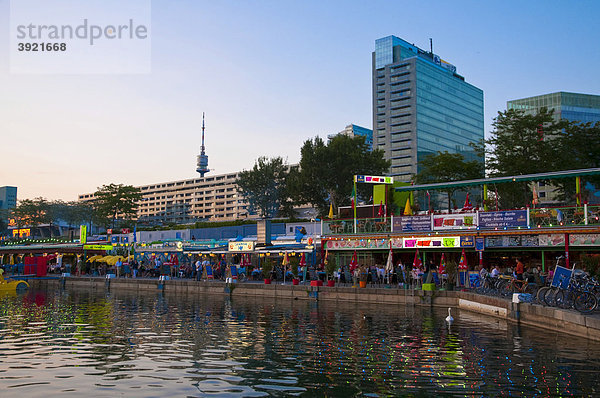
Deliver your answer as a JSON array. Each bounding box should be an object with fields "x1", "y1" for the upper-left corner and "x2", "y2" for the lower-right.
[
  {"x1": 328, "y1": 203, "x2": 334, "y2": 219},
  {"x1": 412, "y1": 249, "x2": 422, "y2": 271},
  {"x1": 378, "y1": 201, "x2": 384, "y2": 217},
  {"x1": 458, "y1": 248, "x2": 468, "y2": 270},
  {"x1": 404, "y1": 198, "x2": 412, "y2": 216},
  {"x1": 282, "y1": 252, "x2": 289, "y2": 284},
  {"x1": 462, "y1": 193, "x2": 473, "y2": 211},
  {"x1": 299, "y1": 253, "x2": 306, "y2": 267},
  {"x1": 385, "y1": 245, "x2": 394, "y2": 283},
  {"x1": 438, "y1": 253, "x2": 446, "y2": 274},
  {"x1": 349, "y1": 250, "x2": 358, "y2": 272}
]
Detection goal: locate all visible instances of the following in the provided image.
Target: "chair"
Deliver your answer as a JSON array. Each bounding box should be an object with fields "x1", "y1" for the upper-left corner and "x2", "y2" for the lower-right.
[{"x1": 205, "y1": 265, "x2": 213, "y2": 280}]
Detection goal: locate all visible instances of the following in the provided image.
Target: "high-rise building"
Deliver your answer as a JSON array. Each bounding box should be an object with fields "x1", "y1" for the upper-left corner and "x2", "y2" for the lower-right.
[
  {"x1": 0, "y1": 186, "x2": 17, "y2": 211},
  {"x1": 507, "y1": 92, "x2": 600, "y2": 203},
  {"x1": 372, "y1": 36, "x2": 484, "y2": 180},
  {"x1": 507, "y1": 92, "x2": 600, "y2": 125},
  {"x1": 327, "y1": 124, "x2": 373, "y2": 150}
]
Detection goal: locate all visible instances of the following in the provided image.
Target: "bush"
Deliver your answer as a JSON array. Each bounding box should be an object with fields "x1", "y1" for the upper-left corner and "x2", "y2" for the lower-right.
[{"x1": 262, "y1": 258, "x2": 273, "y2": 279}]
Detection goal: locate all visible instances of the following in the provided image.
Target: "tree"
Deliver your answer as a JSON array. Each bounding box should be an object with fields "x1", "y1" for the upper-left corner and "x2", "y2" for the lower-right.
[
  {"x1": 414, "y1": 150, "x2": 484, "y2": 210},
  {"x1": 93, "y1": 184, "x2": 142, "y2": 228},
  {"x1": 236, "y1": 157, "x2": 291, "y2": 218},
  {"x1": 296, "y1": 135, "x2": 390, "y2": 216},
  {"x1": 485, "y1": 108, "x2": 567, "y2": 208}
]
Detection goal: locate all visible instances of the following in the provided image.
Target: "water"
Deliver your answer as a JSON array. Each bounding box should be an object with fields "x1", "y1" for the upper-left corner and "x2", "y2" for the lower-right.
[{"x1": 1, "y1": 288, "x2": 600, "y2": 397}]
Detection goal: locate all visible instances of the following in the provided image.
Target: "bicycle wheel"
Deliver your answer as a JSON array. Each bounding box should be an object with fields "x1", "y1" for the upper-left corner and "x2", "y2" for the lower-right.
[
  {"x1": 543, "y1": 288, "x2": 559, "y2": 307},
  {"x1": 555, "y1": 290, "x2": 574, "y2": 309},
  {"x1": 536, "y1": 286, "x2": 550, "y2": 304},
  {"x1": 574, "y1": 292, "x2": 597, "y2": 314}
]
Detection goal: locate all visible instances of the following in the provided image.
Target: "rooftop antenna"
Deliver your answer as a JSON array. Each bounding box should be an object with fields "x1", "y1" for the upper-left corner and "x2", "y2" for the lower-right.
[
  {"x1": 196, "y1": 112, "x2": 210, "y2": 177},
  {"x1": 430, "y1": 38, "x2": 433, "y2": 54}
]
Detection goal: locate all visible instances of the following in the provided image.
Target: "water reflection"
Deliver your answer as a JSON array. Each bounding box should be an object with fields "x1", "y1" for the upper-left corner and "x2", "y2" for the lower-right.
[{"x1": 0, "y1": 287, "x2": 600, "y2": 396}]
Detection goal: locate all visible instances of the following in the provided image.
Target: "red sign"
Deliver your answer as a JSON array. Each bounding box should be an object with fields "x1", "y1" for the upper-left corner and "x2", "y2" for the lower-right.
[
  {"x1": 107, "y1": 229, "x2": 113, "y2": 234},
  {"x1": 121, "y1": 228, "x2": 130, "y2": 234}
]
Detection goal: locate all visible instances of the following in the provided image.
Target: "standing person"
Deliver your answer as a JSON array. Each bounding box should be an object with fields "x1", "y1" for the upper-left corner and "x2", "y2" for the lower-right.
[
  {"x1": 132, "y1": 259, "x2": 139, "y2": 278},
  {"x1": 515, "y1": 258, "x2": 525, "y2": 281},
  {"x1": 115, "y1": 258, "x2": 122, "y2": 278},
  {"x1": 195, "y1": 258, "x2": 202, "y2": 281}
]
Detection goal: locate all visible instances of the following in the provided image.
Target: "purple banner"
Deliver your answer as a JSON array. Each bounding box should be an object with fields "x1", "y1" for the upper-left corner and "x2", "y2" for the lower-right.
[
  {"x1": 478, "y1": 210, "x2": 528, "y2": 228},
  {"x1": 393, "y1": 215, "x2": 431, "y2": 232}
]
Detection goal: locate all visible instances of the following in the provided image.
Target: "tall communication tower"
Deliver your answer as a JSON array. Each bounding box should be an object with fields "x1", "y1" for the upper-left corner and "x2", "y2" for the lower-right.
[{"x1": 196, "y1": 113, "x2": 209, "y2": 177}]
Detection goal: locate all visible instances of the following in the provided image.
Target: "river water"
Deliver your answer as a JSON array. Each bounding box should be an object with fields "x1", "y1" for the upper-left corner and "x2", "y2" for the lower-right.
[{"x1": 1, "y1": 287, "x2": 600, "y2": 397}]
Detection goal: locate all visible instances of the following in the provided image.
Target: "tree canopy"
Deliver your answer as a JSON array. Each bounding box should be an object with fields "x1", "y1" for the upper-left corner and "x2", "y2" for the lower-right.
[
  {"x1": 93, "y1": 184, "x2": 142, "y2": 228},
  {"x1": 295, "y1": 135, "x2": 390, "y2": 216},
  {"x1": 236, "y1": 156, "x2": 292, "y2": 218}
]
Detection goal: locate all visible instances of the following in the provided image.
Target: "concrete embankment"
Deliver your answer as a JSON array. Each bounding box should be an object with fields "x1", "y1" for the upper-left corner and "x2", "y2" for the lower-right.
[{"x1": 30, "y1": 277, "x2": 600, "y2": 341}]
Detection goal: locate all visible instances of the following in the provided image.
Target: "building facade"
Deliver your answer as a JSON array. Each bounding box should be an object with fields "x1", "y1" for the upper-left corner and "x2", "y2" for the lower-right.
[
  {"x1": 328, "y1": 124, "x2": 373, "y2": 151},
  {"x1": 79, "y1": 172, "x2": 251, "y2": 225},
  {"x1": 0, "y1": 186, "x2": 17, "y2": 211},
  {"x1": 507, "y1": 92, "x2": 600, "y2": 203},
  {"x1": 372, "y1": 36, "x2": 484, "y2": 180}
]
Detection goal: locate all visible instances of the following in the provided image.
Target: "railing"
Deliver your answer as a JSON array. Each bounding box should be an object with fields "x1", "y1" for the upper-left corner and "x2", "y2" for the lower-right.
[{"x1": 323, "y1": 204, "x2": 600, "y2": 235}]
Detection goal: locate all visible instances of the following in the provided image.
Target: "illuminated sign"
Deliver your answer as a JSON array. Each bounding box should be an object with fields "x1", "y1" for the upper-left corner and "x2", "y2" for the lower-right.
[
  {"x1": 228, "y1": 241, "x2": 255, "y2": 252},
  {"x1": 80, "y1": 225, "x2": 87, "y2": 244},
  {"x1": 83, "y1": 244, "x2": 113, "y2": 250},
  {"x1": 403, "y1": 236, "x2": 460, "y2": 248},
  {"x1": 12, "y1": 228, "x2": 30, "y2": 238}
]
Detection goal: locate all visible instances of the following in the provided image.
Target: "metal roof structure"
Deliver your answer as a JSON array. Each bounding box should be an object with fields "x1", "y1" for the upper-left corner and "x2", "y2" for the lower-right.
[{"x1": 394, "y1": 168, "x2": 600, "y2": 192}]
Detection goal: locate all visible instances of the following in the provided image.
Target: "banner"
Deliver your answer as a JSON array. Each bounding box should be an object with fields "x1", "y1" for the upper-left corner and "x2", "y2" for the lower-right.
[
  {"x1": 393, "y1": 215, "x2": 431, "y2": 232},
  {"x1": 80, "y1": 225, "x2": 87, "y2": 244},
  {"x1": 538, "y1": 234, "x2": 565, "y2": 247},
  {"x1": 83, "y1": 244, "x2": 113, "y2": 250},
  {"x1": 356, "y1": 175, "x2": 393, "y2": 184},
  {"x1": 403, "y1": 236, "x2": 460, "y2": 248},
  {"x1": 326, "y1": 238, "x2": 403, "y2": 250},
  {"x1": 485, "y1": 236, "x2": 522, "y2": 247},
  {"x1": 478, "y1": 210, "x2": 528, "y2": 228},
  {"x1": 460, "y1": 236, "x2": 475, "y2": 248},
  {"x1": 570, "y1": 234, "x2": 600, "y2": 246},
  {"x1": 432, "y1": 213, "x2": 477, "y2": 230},
  {"x1": 228, "y1": 241, "x2": 255, "y2": 252}
]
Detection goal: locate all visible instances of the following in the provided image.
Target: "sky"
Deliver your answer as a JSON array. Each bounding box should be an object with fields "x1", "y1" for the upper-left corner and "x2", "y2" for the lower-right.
[{"x1": 1, "y1": 0, "x2": 599, "y2": 201}]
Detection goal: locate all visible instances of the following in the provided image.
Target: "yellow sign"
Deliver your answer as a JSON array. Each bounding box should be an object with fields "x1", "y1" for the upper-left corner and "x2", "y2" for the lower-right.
[
  {"x1": 83, "y1": 244, "x2": 113, "y2": 250},
  {"x1": 228, "y1": 241, "x2": 255, "y2": 252},
  {"x1": 80, "y1": 225, "x2": 87, "y2": 244},
  {"x1": 12, "y1": 228, "x2": 30, "y2": 238}
]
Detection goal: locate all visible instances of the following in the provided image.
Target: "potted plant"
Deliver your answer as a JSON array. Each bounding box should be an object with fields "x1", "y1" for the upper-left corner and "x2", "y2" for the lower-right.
[
  {"x1": 325, "y1": 255, "x2": 337, "y2": 287},
  {"x1": 262, "y1": 258, "x2": 273, "y2": 284},
  {"x1": 290, "y1": 257, "x2": 300, "y2": 285}
]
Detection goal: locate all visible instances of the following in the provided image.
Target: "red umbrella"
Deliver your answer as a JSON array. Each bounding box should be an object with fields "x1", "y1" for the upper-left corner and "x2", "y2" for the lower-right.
[
  {"x1": 299, "y1": 253, "x2": 306, "y2": 267},
  {"x1": 349, "y1": 250, "x2": 358, "y2": 272},
  {"x1": 413, "y1": 249, "x2": 422, "y2": 270},
  {"x1": 377, "y1": 201, "x2": 384, "y2": 217},
  {"x1": 462, "y1": 193, "x2": 473, "y2": 211},
  {"x1": 458, "y1": 249, "x2": 468, "y2": 270}
]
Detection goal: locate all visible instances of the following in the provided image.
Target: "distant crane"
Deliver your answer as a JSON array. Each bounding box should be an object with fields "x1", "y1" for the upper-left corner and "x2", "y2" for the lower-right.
[{"x1": 196, "y1": 112, "x2": 210, "y2": 177}]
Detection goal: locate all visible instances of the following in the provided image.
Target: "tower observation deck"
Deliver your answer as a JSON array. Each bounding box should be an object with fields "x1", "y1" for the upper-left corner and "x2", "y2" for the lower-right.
[{"x1": 196, "y1": 113, "x2": 209, "y2": 177}]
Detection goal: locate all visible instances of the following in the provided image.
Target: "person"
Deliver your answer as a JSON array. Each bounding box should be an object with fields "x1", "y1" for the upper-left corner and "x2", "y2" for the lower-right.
[
  {"x1": 515, "y1": 258, "x2": 524, "y2": 281},
  {"x1": 115, "y1": 258, "x2": 122, "y2": 278},
  {"x1": 195, "y1": 259, "x2": 202, "y2": 281},
  {"x1": 132, "y1": 259, "x2": 139, "y2": 278},
  {"x1": 491, "y1": 265, "x2": 500, "y2": 278},
  {"x1": 479, "y1": 265, "x2": 489, "y2": 279}
]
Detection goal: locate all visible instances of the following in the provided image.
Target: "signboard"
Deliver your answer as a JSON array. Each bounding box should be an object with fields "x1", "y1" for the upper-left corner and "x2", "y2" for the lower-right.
[
  {"x1": 403, "y1": 236, "x2": 460, "y2": 248},
  {"x1": 355, "y1": 175, "x2": 393, "y2": 184},
  {"x1": 326, "y1": 238, "x2": 402, "y2": 250},
  {"x1": 433, "y1": 213, "x2": 477, "y2": 230},
  {"x1": 393, "y1": 215, "x2": 431, "y2": 232},
  {"x1": 521, "y1": 235, "x2": 539, "y2": 247},
  {"x1": 80, "y1": 225, "x2": 87, "y2": 244},
  {"x1": 570, "y1": 234, "x2": 600, "y2": 246},
  {"x1": 121, "y1": 228, "x2": 131, "y2": 234},
  {"x1": 228, "y1": 241, "x2": 255, "y2": 252},
  {"x1": 460, "y1": 236, "x2": 475, "y2": 248},
  {"x1": 538, "y1": 234, "x2": 565, "y2": 247},
  {"x1": 478, "y1": 210, "x2": 528, "y2": 229},
  {"x1": 475, "y1": 237, "x2": 485, "y2": 251},
  {"x1": 12, "y1": 228, "x2": 30, "y2": 238},
  {"x1": 485, "y1": 236, "x2": 522, "y2": 248},
  {"x1": 107, "y1": 229, "x2": 113, "y2": 234},
  {"x1": 83, "y1": 244, "x2": 113, "y2": 250}
]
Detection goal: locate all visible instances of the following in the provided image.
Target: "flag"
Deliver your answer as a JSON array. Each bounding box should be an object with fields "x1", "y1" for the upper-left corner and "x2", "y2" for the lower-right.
[
  {"x1": 349, "y1": 250, "x2": 358, "y2": 272},
  {"x1": 462, "y1": 193, "x2": 473, "y2": 211},
  {"x1": 385, "y1": 245, "x2": 394, "y2": 274},
  {"x1": 404, "y1": 198, "x2": 412, "y2": 216},
  {"x1": 328, "y1": 203, "x2": 334, "y2": 219},
  {"x1": 351, "y1": 184, "x2": 356, "y2": 210},
  {"x1": 299, "y1": 253, "x2": 306, "y2": 267},
  {"x1": 412, "y1": 249, "x2": 422, "y2": 270},
  {"x1": 458, "y1": 248, "x2": 468, "y2": 270},
  {"x1": 439, "y1": 253, "x2": 446, "y2": 274}
]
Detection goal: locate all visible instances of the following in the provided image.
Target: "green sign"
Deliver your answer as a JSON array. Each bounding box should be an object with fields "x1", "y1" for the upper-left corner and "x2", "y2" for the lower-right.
[{"x1": 83, "y1": 244, "x2": 113, "y2": 250}]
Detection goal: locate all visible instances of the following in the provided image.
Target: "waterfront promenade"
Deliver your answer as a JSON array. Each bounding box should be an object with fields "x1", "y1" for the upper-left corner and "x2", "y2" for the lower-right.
[{"x1": 30, "y1": 276, "x2": 600, "y2": 342}]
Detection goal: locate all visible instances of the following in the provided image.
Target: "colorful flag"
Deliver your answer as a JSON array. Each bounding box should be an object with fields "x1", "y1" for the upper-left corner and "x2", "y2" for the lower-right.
[
  {"x1": 439, "y1": 253, "x2": 446, "y2": 274},
  {"x1": 462, "y1": 193, "x2": 473, "y2": 211},
  {"x1": 378, "y1": 201, "x2": 384, "y2": 217},
  {"x1": 532, "y1": 186, "x2": 539, "y2": 206},
  {"x1": 349, "y1": 250, "x2": 358, "y2": 272}
]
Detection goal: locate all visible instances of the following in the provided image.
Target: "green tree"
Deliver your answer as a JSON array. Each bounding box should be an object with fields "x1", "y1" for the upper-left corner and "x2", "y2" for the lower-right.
[
  {"x1": 485, "y1": 108, "x2": 567, "y2": 208},
  {"x1": 94, "y1": 184, "x2": 142, "y2": 228},
  {"x1": 414, "y1": 150, "x2": 484, "y2": 210},
  {"x1": 236, "y1": 157, "x2": 291, "y2": 218},
  {"x1": 296, "y1": 135, "x2": 390, "y2": 216}
]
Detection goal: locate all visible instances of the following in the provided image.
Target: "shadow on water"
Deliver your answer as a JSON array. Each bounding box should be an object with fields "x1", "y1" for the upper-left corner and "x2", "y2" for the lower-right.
[{"x1": 0, "y1": 286, "x2": 599, "y2": 396}]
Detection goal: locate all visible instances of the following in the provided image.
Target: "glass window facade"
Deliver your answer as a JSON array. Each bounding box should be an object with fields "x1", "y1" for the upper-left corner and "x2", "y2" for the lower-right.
[{"x1": 508, "y1": 92, "x2": 600, "y2": 125}]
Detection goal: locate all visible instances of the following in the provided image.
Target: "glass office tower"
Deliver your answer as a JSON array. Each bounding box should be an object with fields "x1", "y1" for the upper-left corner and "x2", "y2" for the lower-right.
[
  {"x1": 373, "y1": 36, "x2": 484, "y2": 180},
  {"x1": 507, "y1": 92, "x2": 600, "y2": 125}
]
